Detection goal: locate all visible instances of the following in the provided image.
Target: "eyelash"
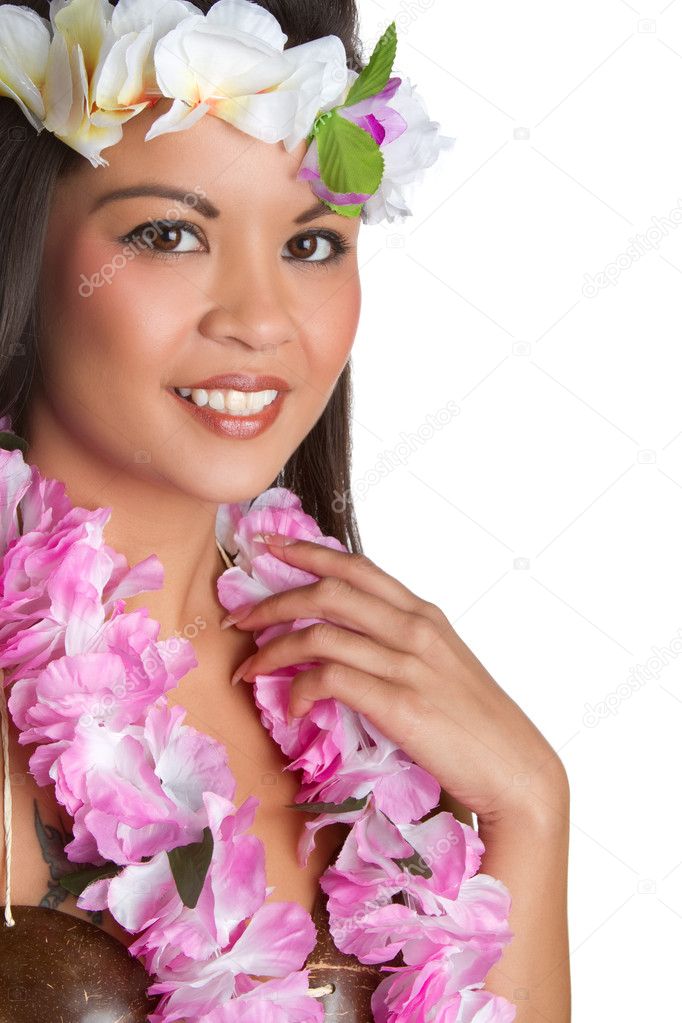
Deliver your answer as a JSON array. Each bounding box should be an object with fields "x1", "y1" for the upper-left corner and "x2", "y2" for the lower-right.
[{"x1": 118, "y1": 219, "x2": 352, "y2": 268}]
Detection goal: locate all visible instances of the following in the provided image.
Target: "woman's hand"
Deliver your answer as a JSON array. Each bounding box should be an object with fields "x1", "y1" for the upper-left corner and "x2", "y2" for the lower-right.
[{"x1": 225, "y1": 534, "x2": 567, "y2": 826}]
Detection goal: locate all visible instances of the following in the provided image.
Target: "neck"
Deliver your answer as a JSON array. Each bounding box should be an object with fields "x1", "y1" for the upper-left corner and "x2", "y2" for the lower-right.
[{"x1": 23, "y1": 405, "x2": 231, "y2": 642}]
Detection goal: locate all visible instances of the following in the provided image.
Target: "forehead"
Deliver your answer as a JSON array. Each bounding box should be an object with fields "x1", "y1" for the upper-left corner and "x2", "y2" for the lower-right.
[{"x1": 62, "y1": 97, "x2": 317, "y2": 217}]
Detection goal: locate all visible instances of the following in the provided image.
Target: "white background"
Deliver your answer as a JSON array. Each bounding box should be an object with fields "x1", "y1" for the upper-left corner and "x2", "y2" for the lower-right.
[{"x1": 351, "y1": 1, "x2": 682, "y2": 1017}]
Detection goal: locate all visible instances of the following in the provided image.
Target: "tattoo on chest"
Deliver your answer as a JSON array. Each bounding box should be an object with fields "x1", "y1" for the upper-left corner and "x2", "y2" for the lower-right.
[{"x1": 33, "y1": 800, "x2": 103, "y2": 926}]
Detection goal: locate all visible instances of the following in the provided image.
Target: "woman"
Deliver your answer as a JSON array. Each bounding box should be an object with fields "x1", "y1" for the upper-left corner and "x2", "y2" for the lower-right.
[{"x1": 0, "y1": 0, "x2": 570, "y2": 1020}]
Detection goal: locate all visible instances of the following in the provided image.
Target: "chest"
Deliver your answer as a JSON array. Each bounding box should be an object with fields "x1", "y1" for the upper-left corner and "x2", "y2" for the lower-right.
[{"x1": 164, "y1": 633, "x2": 350, "y2": 921}]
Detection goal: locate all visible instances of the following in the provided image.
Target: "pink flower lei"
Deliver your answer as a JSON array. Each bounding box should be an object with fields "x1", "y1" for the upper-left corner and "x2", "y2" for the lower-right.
[{"x1": 0, "y1": 414, "x2": 516, "y2": 1023}]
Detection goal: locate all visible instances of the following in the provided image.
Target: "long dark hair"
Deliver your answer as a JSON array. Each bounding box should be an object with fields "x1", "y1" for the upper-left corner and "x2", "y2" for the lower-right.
[{"x1": 0, "y1": 0, "x2": 365, "y2": 553}]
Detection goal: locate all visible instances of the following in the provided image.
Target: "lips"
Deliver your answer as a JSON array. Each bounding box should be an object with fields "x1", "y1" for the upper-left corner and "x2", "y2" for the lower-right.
[
  {"x1": 175, "y1": 373, "x2": 291, "y2": 392},
  {"x1": 170, "y1": 382, "x2": 288, "y2": 440}
]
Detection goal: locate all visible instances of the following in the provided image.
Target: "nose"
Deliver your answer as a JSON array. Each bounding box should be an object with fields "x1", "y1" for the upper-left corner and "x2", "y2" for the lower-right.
[{"x1": 198, "y1": 251, "x2": 298, "y2": 354}]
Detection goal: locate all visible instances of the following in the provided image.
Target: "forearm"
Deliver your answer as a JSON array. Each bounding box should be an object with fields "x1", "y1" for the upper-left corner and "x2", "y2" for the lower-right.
[{"x1": 475, "y1": 784, "x2": 571, "y2": 1022}]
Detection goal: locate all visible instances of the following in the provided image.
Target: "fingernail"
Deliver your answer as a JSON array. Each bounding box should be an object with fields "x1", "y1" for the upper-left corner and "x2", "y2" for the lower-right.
[
  {"x1": 220, "y1": 604, "x2": 255, "y2": 629},
  {"x1": 262, "y1": 532, "x2": 298, "y2": 545},
  {"x1": 230, "y1": 655, "x2": 253, "y2": 687}
]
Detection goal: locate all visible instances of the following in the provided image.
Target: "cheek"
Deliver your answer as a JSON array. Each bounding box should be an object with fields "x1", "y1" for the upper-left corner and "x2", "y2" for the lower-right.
[
  {"x1": 34, "y1": 232, "x2": 204, "y2": 459},
  {"x1": 299, "y1": 272, "x2": 361, "y2": 395},
  {"x1": 38, "y1": 236, "x2": 189, "y2": 395}
]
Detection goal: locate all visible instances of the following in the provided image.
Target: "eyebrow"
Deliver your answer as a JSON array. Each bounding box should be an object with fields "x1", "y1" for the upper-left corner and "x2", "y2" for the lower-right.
[
  {"x1": 89, "y1": 184, "x2": 335, "y2": 225},
  {"x1": 90, "y1": 184, "x2": 220, "y2": 219},
  {"x1": 293, "y1": 198, "x2": 337, "y2": 225}
]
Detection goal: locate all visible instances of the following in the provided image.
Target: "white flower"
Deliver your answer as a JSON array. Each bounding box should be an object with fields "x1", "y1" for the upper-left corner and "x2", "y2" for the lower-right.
[
  {"x1": 0, "y1": 0, "x2": 195, "y2": 166},
  {"x1": 96, "y1": 0, "x2": 198, "y2": 108},
  {"x1": 361, "y1": 75, "x2": 457, "y2": 226},
  {"x1": 146, "y1": 0, "x2": 348, "y2": 148},
  {"x1": 0, "y1": 4, "x2": 51, "y2": 129}
]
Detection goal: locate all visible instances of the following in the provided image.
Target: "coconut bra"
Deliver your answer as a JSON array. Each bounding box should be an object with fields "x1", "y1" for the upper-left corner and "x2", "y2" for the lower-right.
[
  {"x1": 0, "y1": 873, "x2": 399, "y2": 1022},
  {"x1": 0, "y1": 419, "x2": 517, "y2": 1023}
]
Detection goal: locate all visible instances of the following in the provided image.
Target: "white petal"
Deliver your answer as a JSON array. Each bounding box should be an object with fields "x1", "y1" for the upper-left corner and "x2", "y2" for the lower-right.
[
  {"x1": 68, "y1": 43, "x2": 91, "y2": 130},
  {"x1": 278, "y1": 39, "x2": 350, "y2": 151},
  {"x1": 57, "y1": 112, "x2": 127, "y2": 168},
  {"x1": 52, "y1": 0, "x2": 110, "y2": 83},
  {"x1": 106, "y1": 853, "x2": 175, "y2": 932},
  {"x1": 211, "y1": 89, "x2": 301, "y2": 144},
  {"x1": 112, "y1": 0, "x2": 196, "y2": 38},
  {"x1": 94, "y1": 29, "x2": 138, "y2": 106},
  {"x1": 95, "y1": 26, "x2": 156, "y2": 107},
  {"x1": 204, "y1": 0, "x2": 287, "y2": 51},
  {"x1": 90, "y1": 101, "x2": 147, "y2": 127},
  {"x1": 380, "y1": 77, "x2": 455, "y2": 185},
  {"x1": 122, "y1": 25, "x2": 157, "y2": 102},
  {"x1": 42, "y1": 32, "x2": 75, "y2": 134},
  {"x1": 358, "y1": 76, "x2": 456, "y2": 225},
  {"x1": 104, "y1": 0, "x2": 197, "y2": 106},
  {"x1": 152, "y1": 16, "x2": 203, "y2": 100},
  {"x1": 283, "y1": 34, "x2": 349, "y2": 108},
  {"x1": 144, "y1": 96, "x2": 211, "y2": 141},
  {"x1": 183, "y1": 33, "x2": 290, "y2": 99},
  {"x1": 0, "y1": 6, "x2": 50, "y2": 124}
]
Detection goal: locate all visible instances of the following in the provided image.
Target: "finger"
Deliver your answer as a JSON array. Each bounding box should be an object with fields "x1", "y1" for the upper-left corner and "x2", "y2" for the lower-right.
[
  {"x1": 230, "y1": 575, "x2": 443, "y2": 659},
  {"x1": 255, "y1": 535, "x2": 434, "y2": 617},
  {"x1": 230, "y1": 621, "x2": 414, "y2": 688},
  {"x1": 289, "y1": 664, "x2": 396, "y2": 720},
  {"x1": 287, "y1": 663, "x2": 430, "y2": 754}
]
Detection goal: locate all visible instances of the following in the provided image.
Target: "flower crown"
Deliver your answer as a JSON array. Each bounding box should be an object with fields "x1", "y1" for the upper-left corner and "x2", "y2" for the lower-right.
[{"x1": 0, "y1": 0, "x2": 455, "y2": 224}]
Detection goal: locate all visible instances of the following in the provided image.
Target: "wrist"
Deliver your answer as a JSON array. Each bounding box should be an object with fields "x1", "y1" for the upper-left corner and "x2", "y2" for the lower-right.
[{"x1": 477, "y1": 768, "x2": 570, "y2": 837}]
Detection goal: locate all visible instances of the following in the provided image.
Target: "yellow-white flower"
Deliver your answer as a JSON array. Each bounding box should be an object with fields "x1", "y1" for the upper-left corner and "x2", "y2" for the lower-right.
[
  {"x1": 0, "y1": 4, "x2": 51, "y2": 129},
  {"x1": 147, "y1": 0, "x2": 349, "y2": 150},
  {"x1": 0, "y1": 0, "x2": 196, "y2": 166}
]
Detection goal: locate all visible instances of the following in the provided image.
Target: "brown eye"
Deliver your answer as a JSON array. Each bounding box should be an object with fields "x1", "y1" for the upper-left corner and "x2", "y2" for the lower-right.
[
  {"x1": 283, "y1": 230, "x2": 351, "y2": 266},
  {"x1": 285, "y1": 233, "x2": 332, "y2": 262},
  {"x1": 120, "y1": 219, "x2": 205, "y2": 259},
  {"x1": 150, "y1": 223, "x2": 184, "y2": 252}
]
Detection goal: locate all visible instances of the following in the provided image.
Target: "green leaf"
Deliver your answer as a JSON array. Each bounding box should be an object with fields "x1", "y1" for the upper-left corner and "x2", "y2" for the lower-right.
[
  {"x1": 393, "y1": 849, "x2": 433, "y2": 879},
  {"x1": 57, "y1": 861, "x2": 122, "y2": 897},
  {"x1": 285, "y1": 793, "x2": 369, "y2": 814},
  {"x1": 317, "y1": 110, "x2": 384, "y2": 198},
  {"x1": 344, "y1": 21, "x2": 397, "y2": 108},
  {"x1": 0, "y1": 430, "x2": 28, "y2": 455},
  {"x1": 319, "y1": 199, "x2": 364, "y2": 219},
  {"x1": 167, "y1": 826, "x2": 214, "y2": 909}
]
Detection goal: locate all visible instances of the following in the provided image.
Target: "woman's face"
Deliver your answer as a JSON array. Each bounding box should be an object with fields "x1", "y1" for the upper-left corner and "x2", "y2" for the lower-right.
[{"x1": 33, "y1": 98, "x2": 362, "y2": 503}]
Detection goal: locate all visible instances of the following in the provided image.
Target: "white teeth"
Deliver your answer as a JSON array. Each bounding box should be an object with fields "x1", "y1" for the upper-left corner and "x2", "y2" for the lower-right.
[
  {"x1": 208, "y1": 390, "x2": 225, "y2": 411},
  {"x1": 191, "y1": 388, "x2": 209, "y2": 407},
  {"x1": 177, "y1": 387, "x2": 279, "y2": 415}
]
